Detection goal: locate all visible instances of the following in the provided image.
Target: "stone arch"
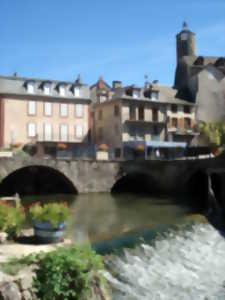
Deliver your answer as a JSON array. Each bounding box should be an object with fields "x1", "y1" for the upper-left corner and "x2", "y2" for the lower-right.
[
  {"x1": 0, "y1": 165, "x2": 78, "y2": 196},
  {"x1": 111, "y1": 172, "x2": 159, "y2": 194},
  {"x1": 184, "y1": 169, "x2": 209, "y2": 211}
]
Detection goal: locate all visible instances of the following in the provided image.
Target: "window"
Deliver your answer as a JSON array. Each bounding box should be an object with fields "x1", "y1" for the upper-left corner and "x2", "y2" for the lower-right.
[
  {"x1": 74, "y1": 86, "x2": 80, "y2": 97},
  {"x1": 75, "y1": 124, "x2": 83, "y2": 138},
  {"x1": 114, "y1": 124, "x2": 119, "y2": 135},
  {"x1": 44, "y1": 124, "x2": 52, "y2": 141},
  {"x1": 27, "y1": 83, "x2": 34, "y2": 94},
  {"x1": 60, "y1": 103, "x2": 68, "y2": 117},
  {"x1": 171, "y1": 104, "x2": 178, "y2": 113},
  {"x1": 115, "y1": 148, "x2": 121, "y2": 158},
  {"x1": 151, "y1": 92, "x2": 158, "y2": 101},
  {"x1": 181, "y1": 32, "x2": 188, "y2": 41},
  {"x1": 59, "y1": 86, "x2": 65, "y2": 96},
  {"x1": 153, "y1": 126, "x2": 159, "y2": 136},
  {"x1": 44, "y1": 102, "x2": 52, "y2": 116},
  {"x1": 99, "y1": 95, "x2": 107, "y2": 103},
  {"x1": 28, "y1": 123, "x2": 36, "y2": 137},
  {"x1": 44, "y1": 85, "x2": 50, "y2": 95},
  {"x1": 184, "y1": 118, "x2": 191, "y2": 129},
  {"x1": 138, "y1": 106, "x2": 144, "y2": 121},
  {"x1": 28, "y1": 101, "x2": 36, "y2": 115},
  {"x1": 60, "y1": 124, "x2": 68, "y2": 141},
  {"x1": 184, "y1": 105, "x2": 191, "y2": 114},
  {"x1": 114, "y1": 105, "x2": 119, "y2": 116},
  {"x1": 152, "y1": 108, "x2": 158, "y2": 122},
  {"x1": 130, "y1": 105, "x2": 136, "y2": 120},
  {"x1": 98, "y1": 127, "x2": 103, "y2": 140},
  {"x1": 98, "y1": 109, "x2": 103, "y2": 120},
  {"x1": 172, "y1": 118, "x2": 178, "y2": 127},
  {"x1": 75, "y1": 104, "x2": 83, "y2": 117},
  {"x1": 133, "y1": 90, "x2": 140, "y2": 98}
]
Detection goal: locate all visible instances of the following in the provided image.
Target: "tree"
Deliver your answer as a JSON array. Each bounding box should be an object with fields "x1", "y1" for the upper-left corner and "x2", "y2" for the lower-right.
[{"x1": 198, "y1": 122, "x2": 225, "y2": 146}]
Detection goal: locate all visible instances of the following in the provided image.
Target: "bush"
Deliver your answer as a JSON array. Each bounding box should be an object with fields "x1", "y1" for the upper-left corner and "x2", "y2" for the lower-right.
[
  {"x1": 33, "y1": 246, "x2": 104, "y2": 300},
  {"x1": 0, "y1": 202, "x2": 25, "y2": 238}
]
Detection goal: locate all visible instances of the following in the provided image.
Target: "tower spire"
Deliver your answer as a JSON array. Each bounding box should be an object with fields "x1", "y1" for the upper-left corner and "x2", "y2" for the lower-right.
[{"x1": 183, "y1": 21, "x2": 188, "y2": 31}]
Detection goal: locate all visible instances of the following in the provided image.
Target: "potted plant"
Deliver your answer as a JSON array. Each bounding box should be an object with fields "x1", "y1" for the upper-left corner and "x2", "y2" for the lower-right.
[
  {"x1": 29, "y1": 202, "x2": 69, "y2": 243},
  {"x1": 0, "y1": 201, "x2": 25, "y2": 240}
]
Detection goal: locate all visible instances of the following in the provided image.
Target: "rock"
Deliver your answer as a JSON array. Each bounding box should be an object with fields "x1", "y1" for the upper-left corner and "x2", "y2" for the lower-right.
[
  {"x1": 0, "y1": 281, "x2": 22, "y2": 300},
  {"x1": 184, "y1": 214, "x2": 208, "y2": 224},
  {"x1": 21, "y1": 290, "x2": 32, "y2": 300},
  {"x1": 16, "y1": 266, "x2": 35, "y2": 291},
  {"x1": 0, "y1": 233, "x2": 8, "y2": 244}
]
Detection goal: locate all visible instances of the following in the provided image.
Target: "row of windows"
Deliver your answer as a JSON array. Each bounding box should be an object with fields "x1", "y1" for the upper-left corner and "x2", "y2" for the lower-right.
[
  {"x1": 97, "y1": 105, "x2": 120, "y2": 120},
  {"x1": 171, "y1": 104, "x2": 191, "y2": 114},
  {"x1": 28, "y1": 101, "x2": 84, "y2": 118},
  {"x1": 27, "y1": 83, "x2": 81, "y2": 97},
  {"x1": 170, "y1": 117, "x2": 192, "y2": 128},
  {"x1": 28, "y1": 123, "x2": 84, "y2": 140}
]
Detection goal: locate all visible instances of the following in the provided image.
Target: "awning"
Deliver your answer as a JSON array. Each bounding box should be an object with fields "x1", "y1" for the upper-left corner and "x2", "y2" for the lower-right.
[{"x1": 123, "y1": 141, "x2": 187, "y2": 149}]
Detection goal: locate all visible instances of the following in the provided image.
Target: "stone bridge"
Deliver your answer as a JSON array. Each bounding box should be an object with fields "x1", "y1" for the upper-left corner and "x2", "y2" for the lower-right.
[{"x1": 0, "y1": 155, "x2": 224, "y2": 200}]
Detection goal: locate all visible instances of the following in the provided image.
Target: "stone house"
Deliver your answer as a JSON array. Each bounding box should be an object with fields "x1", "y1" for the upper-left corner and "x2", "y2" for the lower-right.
[
  {"x1": 93, "y1": 80, "x2": 196, "y2": 159},
  {"x1": 174, "y1": 22, "x2": 225, "y2": 122},
  {"x1": 0, "y1": 74, "x2": 92, "y2": 157}
]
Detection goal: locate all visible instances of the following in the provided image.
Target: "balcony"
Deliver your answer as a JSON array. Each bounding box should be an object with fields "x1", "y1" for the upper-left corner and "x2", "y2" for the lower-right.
[{"x1": 30, "y1": 133, "x2": 84, "y2": 143}]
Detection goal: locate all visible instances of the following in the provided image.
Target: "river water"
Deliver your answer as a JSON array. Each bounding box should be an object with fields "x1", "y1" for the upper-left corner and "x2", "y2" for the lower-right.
[{"x1": 21, "y1": 193, "x2": 225, "y2": 300}]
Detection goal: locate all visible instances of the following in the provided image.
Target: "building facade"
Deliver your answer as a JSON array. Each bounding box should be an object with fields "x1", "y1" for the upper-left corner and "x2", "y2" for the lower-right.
[
  {"x1": 174, "y1": 22, "x2": 225, "y2": 123},
  {"x1": 93, "y1": 81, "x2": 196, "y2": 159},
  {"x1": 0, "y1": 75, "x2": 91, "y2": 156}
]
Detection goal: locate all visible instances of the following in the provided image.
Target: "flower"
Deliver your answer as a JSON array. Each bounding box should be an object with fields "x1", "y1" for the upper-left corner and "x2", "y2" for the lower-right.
[{"x1": 29, "y1": 202, "x2": 69, "y2": 227}]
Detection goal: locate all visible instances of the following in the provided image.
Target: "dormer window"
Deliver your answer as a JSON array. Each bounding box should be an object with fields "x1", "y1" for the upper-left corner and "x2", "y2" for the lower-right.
[
  {"x1": 44, "y1": 84, "x2": 51, "y2": 95},
  {"x1": 59, "y1": 85, "x2": 66, "y2": 96},
  {"x1": 27, "y1": 82, "x2": 34, "y2": 94},
  {"x1": 133, "y1": 90, "x2": 140, "y2": 98},
  {"x1": 74, "y1": 86, "x2": 80, "y2": 97},
  {"x1": 151, "y1": 91, "x2": 158, "y2": 101}
]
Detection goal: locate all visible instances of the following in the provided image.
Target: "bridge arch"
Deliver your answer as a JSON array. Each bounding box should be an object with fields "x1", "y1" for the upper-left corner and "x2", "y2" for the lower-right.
[
  {"x1": 0, "y1": 165, "x2": 78, "y2": 196},
  {"x1": 111, "y1": 172, "x2": 159, "y2": 194}
]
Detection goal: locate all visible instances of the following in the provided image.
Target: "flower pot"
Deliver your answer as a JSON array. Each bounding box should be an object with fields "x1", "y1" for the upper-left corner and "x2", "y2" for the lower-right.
[{"x1": 33, "y1": 221, "x2": 66, "y2": 244}]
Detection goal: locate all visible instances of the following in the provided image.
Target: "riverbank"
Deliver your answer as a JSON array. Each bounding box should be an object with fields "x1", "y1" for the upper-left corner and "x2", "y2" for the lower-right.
[{"x1": 0, "y1": 237, "x2": 112, "y2": 300}]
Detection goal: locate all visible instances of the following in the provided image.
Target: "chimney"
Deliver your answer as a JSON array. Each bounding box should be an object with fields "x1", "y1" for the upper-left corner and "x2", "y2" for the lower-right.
[
  {"x1": 153, "y1": 80, "x2": 159, "y2": 86},
  {"x1": 112, "y1": 80, "x2": 122, "y2": 89}
]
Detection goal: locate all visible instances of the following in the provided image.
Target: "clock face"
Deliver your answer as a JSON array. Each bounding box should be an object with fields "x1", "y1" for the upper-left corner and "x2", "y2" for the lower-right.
[{"x1": 181, "y1": 32, "x2": 188, "y2": 41}]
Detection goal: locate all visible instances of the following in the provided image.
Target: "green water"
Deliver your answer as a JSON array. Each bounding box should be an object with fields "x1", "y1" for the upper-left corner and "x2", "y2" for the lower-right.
[{"x1": 21, "y1": 193, "x2": 195, "y2": 245}]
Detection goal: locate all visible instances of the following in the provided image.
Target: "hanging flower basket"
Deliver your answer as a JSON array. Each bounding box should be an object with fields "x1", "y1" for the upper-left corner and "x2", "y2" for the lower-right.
[
  {"x1": 98, "y1": 144, "x2": 109, "y2": 152},
  {"x1": 136, "y1": 144, "x2": 145, "y2": 152}
]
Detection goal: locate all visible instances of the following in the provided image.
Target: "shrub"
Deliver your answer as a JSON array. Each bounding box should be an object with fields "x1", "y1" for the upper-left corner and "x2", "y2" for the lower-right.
[
  {"x1": 29, "y1": 202, "x2": 69, "y2": 227},
  {"x1": 0, "y1": 202, "x2": 25, "y2": 238},
  {"x1": 33, "y1": 245, "x2": 104, "y2": 300}
]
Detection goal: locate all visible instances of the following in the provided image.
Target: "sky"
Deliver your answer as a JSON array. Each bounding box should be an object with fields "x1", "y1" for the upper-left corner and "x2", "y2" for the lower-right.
[{"x1": 0, "y1": 0, "x2": 224, "y2": 87}]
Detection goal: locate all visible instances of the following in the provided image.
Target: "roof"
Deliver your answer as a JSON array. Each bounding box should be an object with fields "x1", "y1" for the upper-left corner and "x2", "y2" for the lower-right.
[
  {"x1": 182, "y1": 56, "x2": 224, "y2": 67},
  {"x1": 0, "y1": 75, "x2": 90, "y2": 101}
]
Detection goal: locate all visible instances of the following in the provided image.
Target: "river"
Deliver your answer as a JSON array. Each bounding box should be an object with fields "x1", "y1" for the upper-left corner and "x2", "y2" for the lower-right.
[{"x1": 21, "y1": 193, "x2": 225, "y2": 300}]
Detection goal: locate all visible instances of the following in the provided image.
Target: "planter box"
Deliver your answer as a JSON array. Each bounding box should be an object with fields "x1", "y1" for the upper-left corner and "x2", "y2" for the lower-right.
[{"x1": 33, "y1": 221, "x2": 65, "y2": 244}]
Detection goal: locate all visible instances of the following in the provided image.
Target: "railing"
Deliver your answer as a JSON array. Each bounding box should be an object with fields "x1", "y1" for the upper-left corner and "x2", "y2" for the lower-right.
[{"x1": 31, "y1": 134, "x2": 83, "y2": 143}]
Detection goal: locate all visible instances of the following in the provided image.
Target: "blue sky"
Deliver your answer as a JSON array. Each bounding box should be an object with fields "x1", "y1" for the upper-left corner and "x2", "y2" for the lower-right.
[{"x1": 0, "y1": 0, "x2": 224, "y2": 87}]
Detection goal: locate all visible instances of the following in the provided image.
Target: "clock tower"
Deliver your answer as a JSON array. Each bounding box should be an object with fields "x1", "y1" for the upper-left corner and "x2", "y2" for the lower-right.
[{"x1": 176, "y1": 22, "x2": 196, "y2": 63}]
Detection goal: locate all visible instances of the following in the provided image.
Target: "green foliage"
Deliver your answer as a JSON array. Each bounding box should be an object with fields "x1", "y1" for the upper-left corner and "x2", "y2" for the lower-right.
[
  {"x1": 198, "y1": 121, "x2": 225, "y2": 146},
  {"x1": 29, "y1": 202, "x2": 69, "y2": 227},
  {"x1": 0, "y1": 202, "x2": 25, "y2": 238},
  {"x1": 33, "y1": 246, "x2": 104, "y2": 300}
]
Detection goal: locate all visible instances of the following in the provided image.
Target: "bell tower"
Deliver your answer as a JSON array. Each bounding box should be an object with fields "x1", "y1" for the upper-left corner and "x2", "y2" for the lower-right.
[{"x1": 176, "y1": 22, "x2": 196, "y2": 63}]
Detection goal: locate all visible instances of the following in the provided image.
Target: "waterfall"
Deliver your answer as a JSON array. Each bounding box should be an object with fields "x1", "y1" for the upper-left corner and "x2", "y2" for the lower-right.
[{"x1": 104, "y1": 223, "x2": 225, "y2": 300}]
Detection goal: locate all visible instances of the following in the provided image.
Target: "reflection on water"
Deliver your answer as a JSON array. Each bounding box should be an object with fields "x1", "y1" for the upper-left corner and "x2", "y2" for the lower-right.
[{"x1": 22, "y1": 193, "x2": 193, "y2": 244}]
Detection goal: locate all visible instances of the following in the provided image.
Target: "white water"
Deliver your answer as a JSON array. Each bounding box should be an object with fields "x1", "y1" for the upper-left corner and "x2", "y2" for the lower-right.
[{"x1": 104, "y1": 224, "x2": 225, "y2": 300}]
